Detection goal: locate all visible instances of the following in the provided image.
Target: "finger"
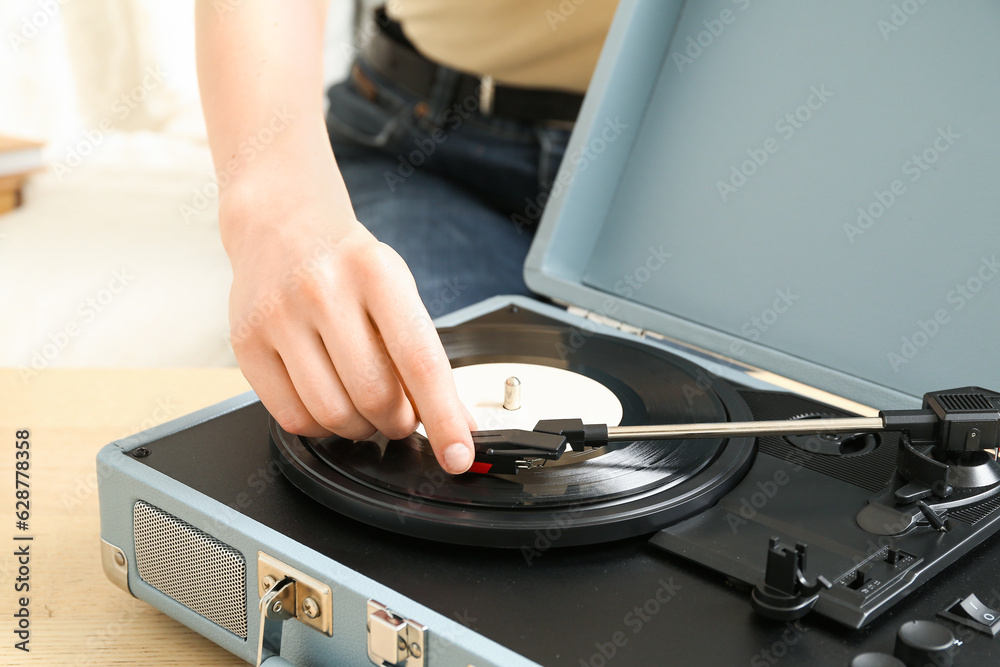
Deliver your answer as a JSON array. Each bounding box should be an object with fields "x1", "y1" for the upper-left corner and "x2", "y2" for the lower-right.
[
  {"x1": 389, "y1": 354, "x2": 479, "y2": 434},
  {"x1": 315, "y1": 306, "x2": 418, "y2": 440},
  {"x1": 462, "y1": 402, "x2": 478, "y2": 432},
  {"x1": 232, "y1": 338, "x2": 332, "y2": 438},
  {"x1": 365, "y1": 259, "x2": 473, "y2": 474},
  {"x1": 276, "y1": 328, "x2": 378, "y2": 441},
  {"x1": 404, "y1": 390, "x2": 476, "y2": 436}
]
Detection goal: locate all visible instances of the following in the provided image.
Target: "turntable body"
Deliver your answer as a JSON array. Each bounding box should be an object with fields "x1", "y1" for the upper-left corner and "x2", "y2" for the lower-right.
[
  {"x1": 97, "y1": 299, "x2": 1000, "y2": 666},
  {"x1": 98, "y1": 0, "x2": 1000, "y2": 664}
]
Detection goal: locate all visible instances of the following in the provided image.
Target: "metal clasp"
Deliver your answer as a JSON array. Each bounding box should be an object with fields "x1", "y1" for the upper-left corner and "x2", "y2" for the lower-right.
[
  {"x1": 257, "y1": 552, "x2": 332, "y2": 635},
  {"x1": 257, "y1": 577, "x2": 295, "y2": 666},
  {"x1": 255, "y1": 552, "x2": 333, "y2": 666},
  {"x1": 367, "y1": 600, "x2": 426, "y2": 666}
]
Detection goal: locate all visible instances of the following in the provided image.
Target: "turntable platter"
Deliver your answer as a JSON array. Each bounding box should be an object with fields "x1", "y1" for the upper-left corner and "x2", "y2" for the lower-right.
[{"x1": 270, "y1": 323, "x2": 757, "y2": 547}]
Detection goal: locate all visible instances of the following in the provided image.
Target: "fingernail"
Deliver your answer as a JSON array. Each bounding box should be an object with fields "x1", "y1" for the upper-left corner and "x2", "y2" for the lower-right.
[{"x1": 443, "y1": 442, "x2": 472, "y2": 474}]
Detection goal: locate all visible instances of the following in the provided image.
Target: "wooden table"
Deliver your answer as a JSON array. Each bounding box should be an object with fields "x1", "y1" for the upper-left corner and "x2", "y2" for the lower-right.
[{"x1": 0, "y1": 368, "x2": 253, "y2": 666}]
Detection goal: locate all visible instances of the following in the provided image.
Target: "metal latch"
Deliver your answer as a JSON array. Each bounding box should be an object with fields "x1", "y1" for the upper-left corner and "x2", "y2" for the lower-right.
[
  {"x1": 256, "y1": 552, "x2": 333, "y2": 666},
  {"x1": 367, "y1": 600, "x2": 426, "y2": 666}
]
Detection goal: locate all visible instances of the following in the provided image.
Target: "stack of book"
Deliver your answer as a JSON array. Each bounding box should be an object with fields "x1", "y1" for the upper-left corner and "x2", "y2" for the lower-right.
[{"x1": 0, "y1": 134, "x2": 45, "y2": 215}]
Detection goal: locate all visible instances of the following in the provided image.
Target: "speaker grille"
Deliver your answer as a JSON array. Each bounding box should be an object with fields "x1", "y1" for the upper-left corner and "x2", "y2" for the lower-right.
[{"x1": 133, "y1": 501, "x2": 247, "y2": 638}]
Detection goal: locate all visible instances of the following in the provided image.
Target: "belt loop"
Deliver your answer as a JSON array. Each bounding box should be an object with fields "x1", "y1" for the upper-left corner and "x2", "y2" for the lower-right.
[{"x1": 423, "y1": 66, "x2": 461, "y2": 127}]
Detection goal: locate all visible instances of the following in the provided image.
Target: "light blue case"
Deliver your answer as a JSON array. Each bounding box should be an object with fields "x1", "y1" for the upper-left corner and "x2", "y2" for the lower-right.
[{"x1": 526, "y1": 0, "x2": 1000, "y2": 409}]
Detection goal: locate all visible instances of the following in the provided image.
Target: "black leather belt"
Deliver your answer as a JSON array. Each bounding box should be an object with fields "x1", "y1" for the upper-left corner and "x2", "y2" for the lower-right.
[{"x1": 360, "y1": 11, "x2": 584, "y2": 125}]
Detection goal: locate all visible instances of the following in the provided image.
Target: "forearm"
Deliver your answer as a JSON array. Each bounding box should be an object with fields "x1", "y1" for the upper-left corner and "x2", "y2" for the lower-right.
[
  {"x1": 194, "y1": 1, "x2": 475, "y2": 474},
  {"x1": 195, "y1": 0, "x2": 352, "y2": 246}
]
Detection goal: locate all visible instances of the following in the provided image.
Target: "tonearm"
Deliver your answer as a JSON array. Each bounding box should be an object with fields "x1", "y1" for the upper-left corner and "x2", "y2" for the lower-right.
[{"x1": 471, "y1": 387, "x2": 1000, "y2": 475}]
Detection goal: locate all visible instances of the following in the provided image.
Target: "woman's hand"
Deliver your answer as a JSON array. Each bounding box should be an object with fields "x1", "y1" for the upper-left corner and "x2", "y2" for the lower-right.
[{"x1": 220, "y1": 170, "x2": 476, "y2": 474}]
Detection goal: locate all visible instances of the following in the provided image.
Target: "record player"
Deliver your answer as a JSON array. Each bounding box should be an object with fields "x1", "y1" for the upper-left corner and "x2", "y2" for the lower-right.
[{"x1": 98, "y1": 1, "x2": 1000, "y2": 665}]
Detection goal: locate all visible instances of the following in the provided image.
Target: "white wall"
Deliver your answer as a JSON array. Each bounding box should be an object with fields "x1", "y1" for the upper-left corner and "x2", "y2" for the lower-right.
[
  {"x1": 0, "y1": 0, "x2": 357, "y2": 151},
  {"x1": 0, "y1": 0, "x2": 360, "y2": 370}
]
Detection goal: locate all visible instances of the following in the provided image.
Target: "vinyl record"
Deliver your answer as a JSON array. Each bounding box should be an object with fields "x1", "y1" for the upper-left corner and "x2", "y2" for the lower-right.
[{"x1": 271, "y1": 322, "x2": 756, "y2": 547}]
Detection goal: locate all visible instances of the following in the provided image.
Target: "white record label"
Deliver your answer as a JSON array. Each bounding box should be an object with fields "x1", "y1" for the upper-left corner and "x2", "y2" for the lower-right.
[{"x1": 418, "y1": 362, "x2": 624, "y2": 435}]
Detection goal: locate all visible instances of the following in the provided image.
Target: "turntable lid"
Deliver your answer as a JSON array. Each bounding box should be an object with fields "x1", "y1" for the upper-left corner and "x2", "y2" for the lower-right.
[{"x1": 524, "y1": 0, "x2": 1000, "y2": 410}]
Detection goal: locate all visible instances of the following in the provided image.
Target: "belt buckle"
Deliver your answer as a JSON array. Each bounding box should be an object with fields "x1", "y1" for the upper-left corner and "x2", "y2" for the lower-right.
[{"x1": 478, "y1": 75, "x2": 495, "y2": 116}]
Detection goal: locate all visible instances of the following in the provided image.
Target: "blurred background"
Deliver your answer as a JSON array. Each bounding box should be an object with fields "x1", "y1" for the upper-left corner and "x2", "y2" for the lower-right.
[{"x1": 0, "y1": 0, "x2": 363, "y2": 370}]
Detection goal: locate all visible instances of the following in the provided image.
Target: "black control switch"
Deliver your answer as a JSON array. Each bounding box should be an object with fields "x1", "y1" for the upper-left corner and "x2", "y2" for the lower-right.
[
  {"x1": 893, "y1": 620, "x2": 957, "y2": 667},
  {"x1": 938, "y1": 593, "x2": 1000, "y2": 637},
  {"x1": 958, "y1": 593, "x2": 1000, "y2": 627},
  {"x1": 845, "y1": 568, "x2": 868, "y2": 591}
]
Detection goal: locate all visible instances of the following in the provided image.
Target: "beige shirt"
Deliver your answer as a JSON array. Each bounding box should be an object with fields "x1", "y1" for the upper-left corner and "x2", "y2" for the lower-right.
[{"x1": 386, "y1": 0, "x2": 620, "y2": 94}]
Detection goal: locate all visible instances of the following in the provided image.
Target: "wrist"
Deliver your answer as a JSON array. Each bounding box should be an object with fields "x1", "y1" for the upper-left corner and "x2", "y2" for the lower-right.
[{"x1": 216, "y1": 151, "x2": 356, "y2": 258}]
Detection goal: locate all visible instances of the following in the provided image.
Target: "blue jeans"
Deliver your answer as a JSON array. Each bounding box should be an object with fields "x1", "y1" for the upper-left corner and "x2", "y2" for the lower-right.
[{"x1": 325, "y1": 57, "x2": 571, "y2": 316}]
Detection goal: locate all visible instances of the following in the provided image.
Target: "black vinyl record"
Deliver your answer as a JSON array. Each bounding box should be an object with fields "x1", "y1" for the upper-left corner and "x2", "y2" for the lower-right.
[{"x1": 271, "y1": 323, "x2": 756, "y2": 547}]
